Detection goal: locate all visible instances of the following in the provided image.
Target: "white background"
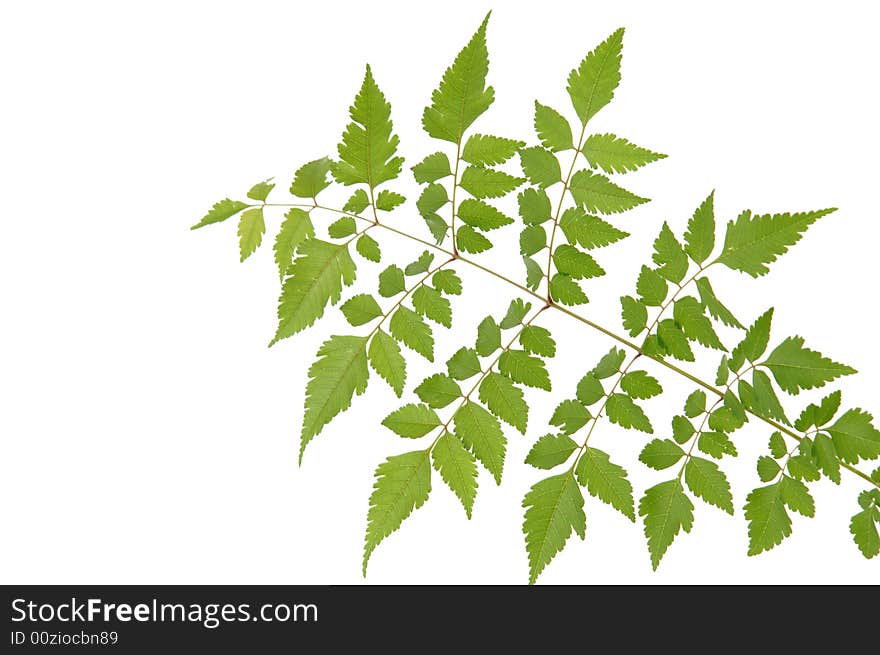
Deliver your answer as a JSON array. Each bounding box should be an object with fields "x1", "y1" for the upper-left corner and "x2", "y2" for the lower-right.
[{"x1": 2, "y1": 0, "x2": 878, "y2": 584}]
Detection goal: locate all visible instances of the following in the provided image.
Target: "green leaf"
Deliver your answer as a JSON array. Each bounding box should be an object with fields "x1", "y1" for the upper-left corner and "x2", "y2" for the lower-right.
[
  {"x1": 524, "y1": 256, "x2": 543, "y2": 290},
  {"x1": 328, "y1": 216, "x2": 356, "y2": 238},
  {"x1": 576, "y1": 447, "x2": 635, "y2": 520},
  {"x1": 459, "y1": 166, "x2": 524, "y2": 199},
  {"x1": 672, "y1": 415, "x2": 695, "y2": 444},
  {"x1": 549, "y1": 274, "x2": 588, "y2": 305},
  {"x1": 301, "y1": 335, "x2": 369, "y2": 462},
  {"x1": 454, "y1": 400, "x2": 507, "y2": 484},
  {"x1": 375, "y1": 190, "x2": 405, "y2": 211},
  {"x1": 813, "y1": 390, "x2": 842, "y2": 428},
  {"x1": 620, "y1": 296, "x2": 647, "y2": 337},
  {"x1": 271, "y1": 240, "x2": 357, "y2": 345},
  {"x1": 237, "y1": 207, "x2": 265, "y2": 262},
  {"x1": 550, "y1": 400, "x2": 591, "y2": 435},
  {"x1": 636, "y1": 266, "x2": 667, "y2": 306},
  {"x1": 640, "y1": 439, "x2": 685, "y2": 470},
  {"x1": 582, "y1": 133, "x2": 665, "y2": 174},
  {"x1": 355, "y1": 234, "x2": 381, "y2": 262},
  {"x1": 341, "y1": 293, "x2": 382, "y2": 326},
  {"x1": 344, "y1": 188, "x2": 370, "y2": 214},
  {"x1": 763, "y1": 336, "x2": 856, "y2": 395},
  {"x1": 520, "y1": 225, "x2": 547, "y2": 256},
  {"x1": 423, "y1": 213, "x2": 448, "y2": 244},
  {"x1": 685, "y1": 456, "x2": 733, "y2": 514},
  {"x1": 405, "y1": 250, "x2": 435, "y2": 275},
  {"x1": 826, "y1": 409, "x2": 880, "y2": 464},
  {"x1": 246, "y1": 178, "x2": 275, "y2": 202},
  {"x1": 382, "y1": 403, "x2": 441, "y2": 438},
  {"x1": 499, "y1": 350, "x2": 551, "y2": 391},
  {"x1": 757, "y1": 455, "x2": 781, "y2": 482},
  {"x1": 684, "y1": 390, "x2": 706, "y2": 418},
  {"x1": 475, "y1": 316, "x2": 501, "y2": 356},
  {"x1": 592, "y1": 348, "x2": 626, "y2": 379},
  {"x1": 458, "y1": 198, "x2": 514, "y2": 230},
  {"x1": 674, "y1": 296, "x2": 724, "y2": 350},
  {"x1": 787, "y1": 454, "x2": 820, "y2": 482},
  {"x1": 501, "y1": 299, "x2": 531, "y2": 328},
  {"x1": 457, "y1": 225, "x2": 493, "y2": 253},
  {"x1": 731, "y1": 308, "x2": 773, "y2": 367},
  {"x1": 569, "y1": 169, "x2": 648, "y2": 215},
  {"x1": 534, "y1": 101, "x2": 573, "y2": 151},
  {"x1": 560, "y1": 208, "x2": 629, "y2": 249},
  {"x1": 526, "y1": 434, "x2": 578, "y2": 470},
  {"x1": 412, "y1": 286, "x2": 451, "y2": 328},
  {"x1": 415, "y1": 373, "x2": 461, "y2": 409},
  {"x1": 273, "y1": 208, "x2": 315, "y2": 276},
  {"x1": 378, "y1": 264, "x2": 405, "y2": 297},
  {"x1": 518, "y1": 188, "x2": 552, "y2": 224},
  {"x1": 652, "y1": 222, "x2": 688, "y2": 283},
  {"x1": 523, "y1": 473, "x2": 586, "y2": 584},
  {"x1": 769, "y1": 432, "x2": 787, "y2": 459},
  {"x1": 461, "y1": 133, "x2": 524, "y2": 165},
  {"x1": 389, "y1": 306, "x2": 434, "y2": 361},
  {"x1": 699, "y1": 430, "x2": 738, "y2": 458},
  {"x1": 606, "y1": 393, "x2": 653, "y2": 433},
  {"x1": 718, "y1": 208, "x2": 836, "y2": 277},
  {"x1": 520, "y1": 325, "x2": 556, "y2": 357},
  {"x1": 519, "y1": 147, "x2": 561, "y2": 188},
  {"x1": 333, "y1": 65, "x2": 403, "y2": 189},
  {"x1": 716, "y1": 356, "x2": 729, "y2": 385},
  {"x1": 639, "y1": 479, "x2": 694, "y2": 570},
  {"x1": 744, "y1": 482, "x2": 791, "y2": 556},
  {"x1": 432, "y1": 434, "x2": 478, "y2": 518},
  {"x1": 368, "y1": 329, "x2": 406, "y2": 397},
  {"x1": 850, "y1": 508, "x2": 880, "y2": 559},
  {"x1": 566, "y1": 27, "x2": 624, "y2": 125},
  {"x1": 570, "y1": 380, "x2": 600, "y2": 414},
  {"x1": 695, "y1": 277, "x2": 743, "y2": 329},
  {"x1": 683, "y1": 191, "x2": 715, "y2": 264},
  {"x1": 422, "y1": 14, "x2": 493, "y2": 143},
  {"x1": 781, "y1": 476, "x2": 815, "y2": 517},
  {"x1": 432, "y1": 269, "x2": 462, "y2": 295},
  {"x1": 191, "y1": 198, "x2": 249, "y2": 230},
  {"x1": 479, "y1": 372, "x2": 528, "y2": 434},
  {"x1": 620, "y1": 370, "x2": 662, "y2": 399},
  {"x1": 417, "y1": 183, "x2": 449, "y2": 216},
  {"x1": 447, "y1": 347, "x2": 481, "y2": 380},
  {"x1": 812, "y1": 433, "x2": 840, "y2": 484},
  {"x1": 751, "y1": 369, "x2": 789, "y2": 424},
  {"x1": 412, "y1": 152, "x2": 452, "y2": 183},
  {"x1": 657, "y1": 320, "x2": 695, "y2": 362},
  {"x1": 553, "y1": 245, "x2": 604, "y2": 279},
  {"x1": 290, "y1": 157, "x2": 332, "y2": 199},
  {"x1": 363, "y1": 449, "x2": 431, "y2": 574}
]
